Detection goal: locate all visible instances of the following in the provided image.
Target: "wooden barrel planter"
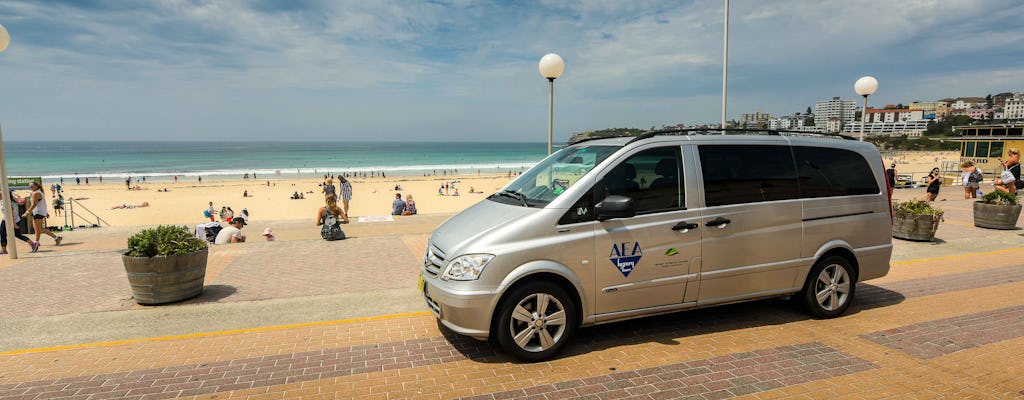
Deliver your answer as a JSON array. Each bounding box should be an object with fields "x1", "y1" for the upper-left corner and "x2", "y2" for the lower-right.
[
  {"x1": 122, "y1": 247, "x2": 208, "y2": 305},
  {"x1": 892, "y1": 214, "x2": 940, "y2": 242},
  {"x1": 973, "y1": 202, "x2": 1023, "y2": 230}
]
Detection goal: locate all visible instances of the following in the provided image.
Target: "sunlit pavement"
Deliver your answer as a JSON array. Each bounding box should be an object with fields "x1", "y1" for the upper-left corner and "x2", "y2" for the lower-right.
[{"x1": 1, "y1": 201, "x2": 1023, "y2": 399}]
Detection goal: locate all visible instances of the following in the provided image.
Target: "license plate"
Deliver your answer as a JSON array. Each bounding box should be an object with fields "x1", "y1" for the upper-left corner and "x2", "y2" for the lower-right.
[{"x1": 417, "y1": 274, "x2": 425, "y2": 292}]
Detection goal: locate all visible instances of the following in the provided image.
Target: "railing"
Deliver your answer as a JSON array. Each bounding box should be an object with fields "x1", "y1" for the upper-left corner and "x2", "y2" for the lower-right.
[{"x1": 67, "y1": 198, "x2": 110, "y2": 228}]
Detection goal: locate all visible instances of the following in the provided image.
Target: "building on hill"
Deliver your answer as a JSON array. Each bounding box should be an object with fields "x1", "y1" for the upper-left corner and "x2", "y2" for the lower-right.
[
  {"x1": 768, "y1": 113, "x2": 811, "y2": 130},
  {"x1": 864, "y1": 105, "x2": 926, "y2": 123},
  {"x1": 738, "y1": 111, "x2": 773, "y2": 128},
  {"x1": 909, "y1": 101, "x2": 948, "y2": 120},
  {"x1": 1004, "y1": 93, "x2": 1024, "y2": 120},
  {"x1": 814, "y1": 97, "x2": 857, "y2": 132}
]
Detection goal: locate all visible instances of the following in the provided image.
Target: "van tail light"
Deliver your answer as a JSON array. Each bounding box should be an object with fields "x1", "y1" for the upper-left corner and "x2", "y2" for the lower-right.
[{"x1": 883, "y1": 157, "x2": 893, "y2": 223}]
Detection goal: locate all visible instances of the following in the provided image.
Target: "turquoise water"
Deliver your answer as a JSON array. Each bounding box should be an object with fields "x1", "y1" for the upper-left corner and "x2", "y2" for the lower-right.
[{"x1": 3, "y1": 141, "x2": 551, "y2": 182}]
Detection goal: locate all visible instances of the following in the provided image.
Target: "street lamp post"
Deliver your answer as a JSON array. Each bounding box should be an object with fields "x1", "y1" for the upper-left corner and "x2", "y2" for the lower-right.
[
  {"x1": 539, "y1": 53, "x2": 564, "y2": 155},
  {"x1": 0, "y1": 23, "x2": 16, "y2": 259},
  {"x1": 854, "y1": 76, "x2": 878, "y2": 141}
]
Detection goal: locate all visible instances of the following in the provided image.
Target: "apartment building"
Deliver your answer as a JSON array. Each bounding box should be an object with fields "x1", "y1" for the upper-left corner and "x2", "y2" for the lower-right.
[{"x1": 814, "y1": 97, "x2": 857, "y2": 132}]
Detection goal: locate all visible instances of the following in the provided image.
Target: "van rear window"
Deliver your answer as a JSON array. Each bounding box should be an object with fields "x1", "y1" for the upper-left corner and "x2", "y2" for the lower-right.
[{"x1": 793, "y1": 146, "x2": 879, "y2": 198}]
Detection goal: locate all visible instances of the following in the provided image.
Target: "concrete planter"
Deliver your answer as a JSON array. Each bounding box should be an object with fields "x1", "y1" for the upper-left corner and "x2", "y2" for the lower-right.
[
  {"x1": 122, "y1": 247, "x2": 208, "y2": 305},
  {"x1": 892, "y1": 213, "x2": 941, "y2": 242},
  {"x1": 973, "y1": 201, "x2": 1022, "y2": 230}
]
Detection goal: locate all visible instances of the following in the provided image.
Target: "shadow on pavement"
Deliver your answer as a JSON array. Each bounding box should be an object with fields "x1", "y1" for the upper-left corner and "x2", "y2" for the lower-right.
[
  {"x1": 189, "y1": 284, "x2": 238, "y2": 304},
  {"x1": 442, "y1": 283, "x2": 905, "y2": 364}
]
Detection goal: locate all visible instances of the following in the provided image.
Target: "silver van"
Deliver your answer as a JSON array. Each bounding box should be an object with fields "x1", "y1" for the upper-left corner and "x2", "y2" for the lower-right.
[{"x1": 419, "y1": 130, "x2": 893, "y2": 361}]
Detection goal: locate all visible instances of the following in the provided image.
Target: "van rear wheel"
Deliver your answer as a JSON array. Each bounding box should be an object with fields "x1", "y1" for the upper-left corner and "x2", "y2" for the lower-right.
[
  {"x1": 801, "y1": 256, "x2": 855, "y2": 318},
  {"x1": 494, "y1": 281, "x2": 576, "y2": 361}
]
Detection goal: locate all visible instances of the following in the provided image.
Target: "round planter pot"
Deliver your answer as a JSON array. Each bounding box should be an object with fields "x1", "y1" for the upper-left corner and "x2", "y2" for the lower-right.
[
  {"x1": 122, "y1": 247, "x2": 208, "y2": 305},
  {"x1": 973, "y1": 201, "x2": 1023, "y2": 230},
  {"x1": 892, "y1": 213, "x2": 940, "y2": 242}
]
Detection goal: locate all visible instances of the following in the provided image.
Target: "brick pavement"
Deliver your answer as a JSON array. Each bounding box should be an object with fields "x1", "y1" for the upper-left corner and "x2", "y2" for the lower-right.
[
  {"x1": 0, "y1": 234, "x2": 426, "y2": 319},
  {"x1": 861, "y1": 304, "x2": 1024, "y2": 359},
  {"x1": 2, "y1": 250, "x2": 1024, "y2": 399}
]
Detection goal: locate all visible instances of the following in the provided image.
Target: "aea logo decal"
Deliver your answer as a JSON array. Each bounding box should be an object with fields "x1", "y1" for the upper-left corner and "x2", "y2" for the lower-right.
[{"x1": 609, "y1": 241, "x2": 643, "y2": 277}]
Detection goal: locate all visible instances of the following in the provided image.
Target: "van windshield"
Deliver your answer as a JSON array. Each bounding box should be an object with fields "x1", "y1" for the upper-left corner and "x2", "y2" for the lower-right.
[{"x1": 490, "y1": 145, "x2": 619, "y2": 207}]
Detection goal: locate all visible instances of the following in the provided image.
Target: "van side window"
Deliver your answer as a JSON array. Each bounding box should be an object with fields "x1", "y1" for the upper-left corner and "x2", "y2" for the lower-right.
[
  {"x1": 793, "y1": 146, "x2": 880, "y2": 198},
  {"x1": 699, "y1": 145, "x2": 799, "y2": 207},
  {"x1": 599, "y1": 147, "x2": 684, "y2": 214}
]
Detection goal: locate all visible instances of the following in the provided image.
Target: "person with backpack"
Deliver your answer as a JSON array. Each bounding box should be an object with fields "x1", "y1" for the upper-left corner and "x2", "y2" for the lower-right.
[{"x1": 317, "y1": 194, "x2": 349, "y2": 241}]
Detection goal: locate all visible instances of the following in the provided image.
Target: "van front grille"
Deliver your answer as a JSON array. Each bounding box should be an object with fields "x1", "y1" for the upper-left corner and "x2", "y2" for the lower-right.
[{"x1": 423, "y1": 244, "x2": 446, "y2": 277}]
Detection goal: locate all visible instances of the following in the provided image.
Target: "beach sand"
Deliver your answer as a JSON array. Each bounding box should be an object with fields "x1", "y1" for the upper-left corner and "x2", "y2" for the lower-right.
[
  {"x1": 15, "y1": 150, "x2": 966, "y2": 231},
  {"x1": 23, "y1": 174, "x2": 514, "y2": 229}
]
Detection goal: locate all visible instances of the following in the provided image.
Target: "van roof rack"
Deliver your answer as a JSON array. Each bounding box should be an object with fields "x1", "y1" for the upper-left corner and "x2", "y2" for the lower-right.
[{"x1": 568, "y1": 128, "x2": 856, "y2": 146}]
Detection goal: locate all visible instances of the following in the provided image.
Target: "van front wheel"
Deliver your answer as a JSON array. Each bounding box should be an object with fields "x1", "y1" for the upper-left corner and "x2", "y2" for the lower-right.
[
  {"x1": 801, "y1": 256, "x2": 856, "y2": 318},
  {"x1": 495, "y1": 281, "x2": 576, "y2": 361}
]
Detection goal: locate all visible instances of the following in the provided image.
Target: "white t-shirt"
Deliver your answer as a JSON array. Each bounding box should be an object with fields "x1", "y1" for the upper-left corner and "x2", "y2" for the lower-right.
[{"x1": 214, "y1": 226, "x2": 244, "y2": 244}]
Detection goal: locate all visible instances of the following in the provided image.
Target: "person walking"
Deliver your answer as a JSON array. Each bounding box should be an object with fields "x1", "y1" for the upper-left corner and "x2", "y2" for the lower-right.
[
  {"x1": 994, "y1": 148, "x2": 1022, "y2": 195},
  {"x1": 960, "y1": 161, "x2": 981, "y2": 199},
  {"x1": 205, "y1": 201, "x2": 216, "y2": 222},
  {"x1": 339, "y1": 175, "x2": 353, "y2": 215},
  {"x1": 22, "y1": 181, "x2": 61, "y2": 249},
  {"x1": 323, "y1": 178, "x2": 337, "y2": 197},
  {"x1": 316, "y1": 194, "x2": 348, "y2": 241},
  {"x1": 925, "y1": 167, "x2": 941, "y2": 202},
  {"x1": 2, "y1": 191, "x2": 37, "y2": 254}
]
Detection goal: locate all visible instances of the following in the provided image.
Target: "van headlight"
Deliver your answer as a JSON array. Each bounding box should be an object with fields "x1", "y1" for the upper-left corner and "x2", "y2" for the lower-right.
[{"x1": 441, "y1": 254, "x2": 495, "y2": 281}]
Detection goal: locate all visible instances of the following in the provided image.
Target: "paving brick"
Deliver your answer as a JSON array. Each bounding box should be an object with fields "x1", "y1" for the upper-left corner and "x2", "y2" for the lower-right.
[
  {"x1": 458, "y1": 343, "x2": 875, "y2": 400},
  {"x1": 861, "y1": 304, "x2": 1024, "y2": 359}
]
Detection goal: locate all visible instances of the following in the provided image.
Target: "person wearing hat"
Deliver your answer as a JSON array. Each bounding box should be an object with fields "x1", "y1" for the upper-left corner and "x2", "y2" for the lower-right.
[
  {"x1": 261, "y1": 227, "x2": 275, "y2": 241},
  {"x1": 214, "y1": 217, "x2": 247, "y2": 244}
]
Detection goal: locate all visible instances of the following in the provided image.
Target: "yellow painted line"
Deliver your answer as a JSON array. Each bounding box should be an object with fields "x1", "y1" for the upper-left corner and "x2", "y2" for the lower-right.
[
  {"x1": 0, "y1": 311, "x2": 433, "y2": 357},
  {"x1": 892, "y1": 246, "x2": 1024, "y2": 266}
]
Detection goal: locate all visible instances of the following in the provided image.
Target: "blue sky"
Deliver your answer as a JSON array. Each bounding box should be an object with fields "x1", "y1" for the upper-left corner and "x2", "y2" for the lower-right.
[{"x1": 0, "y1": 0, "x2": 1021, "y2": 142}]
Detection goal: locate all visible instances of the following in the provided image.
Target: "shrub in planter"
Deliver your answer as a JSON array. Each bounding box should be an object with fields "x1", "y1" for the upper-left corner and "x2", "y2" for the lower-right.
[
  {"x1": 891, "y1": 199, "x2": 943, "y2": 241},
  {"x1": 123, "y1": 225, "x2": 209, "y2": 305},
  {"x1": 973, "y1": 191, "x2": 1022, "y2": 230}
]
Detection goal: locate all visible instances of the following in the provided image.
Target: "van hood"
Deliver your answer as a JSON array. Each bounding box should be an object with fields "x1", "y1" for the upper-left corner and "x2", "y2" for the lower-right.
[{"x1": 429, "y1": 199, "x2": 539, "y2": 255}]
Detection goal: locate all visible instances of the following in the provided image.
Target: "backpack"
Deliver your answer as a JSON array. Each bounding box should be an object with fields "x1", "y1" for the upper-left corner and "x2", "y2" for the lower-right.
[
  {"x1": 204, "y1": 225, "x2": 223, "y2": 242},
  {"x1": 321, "y1": 208, "x2": 345, "y2": 241}
]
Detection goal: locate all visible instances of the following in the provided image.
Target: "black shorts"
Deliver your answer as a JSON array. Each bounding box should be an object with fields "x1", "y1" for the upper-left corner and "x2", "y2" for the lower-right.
[
  {"x1": 927, "y1": 188, "x2": 939, "y2": 195},
  {"x1": 32, "y1": 214, "x2": 47, "y2": 220}
]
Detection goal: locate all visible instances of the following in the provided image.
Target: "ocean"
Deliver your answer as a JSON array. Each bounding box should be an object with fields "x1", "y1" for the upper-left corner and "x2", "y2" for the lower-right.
[{"x1": 2, "y1": 141, "x2": 551, "y2": 182}]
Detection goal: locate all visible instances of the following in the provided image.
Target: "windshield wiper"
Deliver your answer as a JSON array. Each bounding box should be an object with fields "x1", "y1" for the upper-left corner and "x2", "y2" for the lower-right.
[{"x1": 497, "y1": 190, "x2": 530, "y2": 207}]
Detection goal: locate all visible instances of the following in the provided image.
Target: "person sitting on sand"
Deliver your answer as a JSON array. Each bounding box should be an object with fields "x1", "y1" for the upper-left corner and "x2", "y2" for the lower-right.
[
  {"x1": 291, "y1": 191, "x2": 301, "y2": 199},
  {"x1": 392, "y1": 193, "x2": 406, "y2": 215},
  {"x1": 262, "y1": 227, "x2": 275, "y2": 241},
  {"x1": 402, "y1": 194, "x2": 417, "y2": 215},
  {"x1": 243, "y1": 190, "x2": 249, "y2": 197}
]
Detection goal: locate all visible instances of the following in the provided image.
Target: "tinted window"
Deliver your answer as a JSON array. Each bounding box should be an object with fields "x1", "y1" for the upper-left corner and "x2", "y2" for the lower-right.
[
  {"x1": 989, "y1": 141, "x2": 1004, "y2": 158},
  {"x1": 966, "y1": 142, "x2": 975, "y2": 157},
  {"x1": 976, "y1": 142, "x2": 990, "y2": 159},
  {"x1": 699, "y1": 145, "x2": 799, "y2": 207},
  {"x1": 793, "y1": 146, "x2": 880, "y2": 198}
]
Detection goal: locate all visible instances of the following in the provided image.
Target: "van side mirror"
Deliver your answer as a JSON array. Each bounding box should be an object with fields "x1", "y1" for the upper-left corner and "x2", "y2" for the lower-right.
[{"x1": 596, "y1": 196, "x2": 636, "y2": 221}]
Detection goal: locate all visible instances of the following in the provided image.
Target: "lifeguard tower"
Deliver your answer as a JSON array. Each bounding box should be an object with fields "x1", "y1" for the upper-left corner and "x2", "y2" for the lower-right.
[{"x1": 952, "y1": 124, "x2": 1024, "y2": 177}]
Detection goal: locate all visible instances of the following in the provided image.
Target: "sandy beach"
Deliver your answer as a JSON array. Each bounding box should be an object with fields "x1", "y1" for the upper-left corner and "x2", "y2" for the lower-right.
[
  {"x1": 17, "y1": 174, "x2": 515, "y2": 229},
  {"x1": 9, "y1": 150, "x2": 966, "y2": 233}
]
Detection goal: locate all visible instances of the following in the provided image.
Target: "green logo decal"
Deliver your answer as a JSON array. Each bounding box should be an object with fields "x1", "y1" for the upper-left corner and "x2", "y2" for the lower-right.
[{"x1": 665, "y1": 248, "x2": 679, "y2": 256}]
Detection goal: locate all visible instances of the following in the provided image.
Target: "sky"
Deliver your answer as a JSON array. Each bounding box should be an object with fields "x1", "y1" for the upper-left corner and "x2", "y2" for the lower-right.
[{"x1": 0, "y1": 0, "x2": 1021, "y2": 142}]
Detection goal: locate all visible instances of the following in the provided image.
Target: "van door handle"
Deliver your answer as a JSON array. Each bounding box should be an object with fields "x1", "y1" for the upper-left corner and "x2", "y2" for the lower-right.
[
  {"x1": 671, "y1": 222, "x2": 699, "y2": 231},
  {"x1": 705, "y1": 217, "x2": 731, "y2": 228}
]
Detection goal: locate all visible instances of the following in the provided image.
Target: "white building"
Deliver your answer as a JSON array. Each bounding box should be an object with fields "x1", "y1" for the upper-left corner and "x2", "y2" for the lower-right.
[
  {"x1": 951, "y1": 100, "x2": 973, "y2": 110},
  {"x1": 864, "y1": 107, "x2": 925, "y2": 123},
  {"x1": 842, "y1": 120, "x2": 929, "y2": 138},
  {"x1": 1004, "y1": 94, "x2": 1024, "y2": 120},
  {"x1": 767, "y1": 113, "x2": 811, "y2": 130},
  {"x1": 814, "y1": 97, "x2": 857, "y2": 132}
]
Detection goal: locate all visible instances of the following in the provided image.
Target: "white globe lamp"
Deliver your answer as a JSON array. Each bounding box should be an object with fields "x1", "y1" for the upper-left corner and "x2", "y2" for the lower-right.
[
  {"x1": 854, "y1": 76, "x2": 878, "y2": 141},
  {"x1": 539, "y1": 53, "x2": 564, "y2": 155}
]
